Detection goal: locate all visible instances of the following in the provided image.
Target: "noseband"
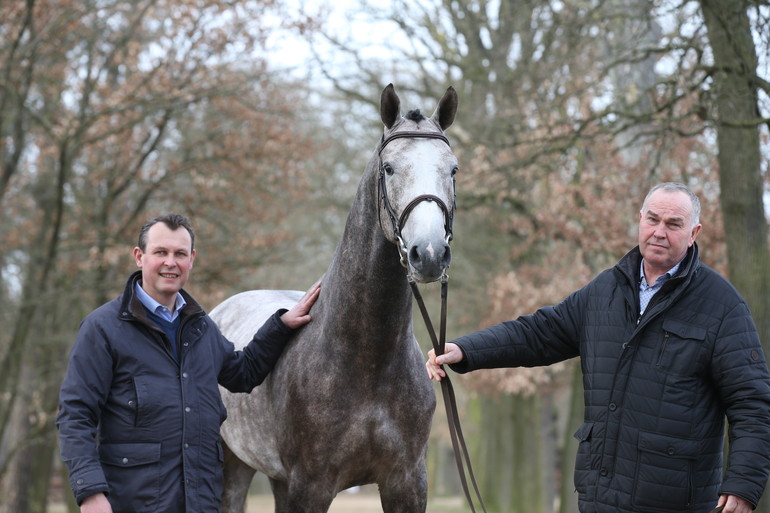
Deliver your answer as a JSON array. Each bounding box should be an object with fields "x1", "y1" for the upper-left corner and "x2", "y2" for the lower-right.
[{"x1": 377, "y1": 130, "x2": 455, "y2": 269}]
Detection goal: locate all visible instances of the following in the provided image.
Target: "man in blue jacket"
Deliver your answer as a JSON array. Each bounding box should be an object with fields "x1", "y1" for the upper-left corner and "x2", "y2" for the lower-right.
[
  {"x1": 427, "y1": 183, "x2": 770, "y2": 513},
  {"x1": 57, "y1": 213, "x2": 321, "y2": 513}
]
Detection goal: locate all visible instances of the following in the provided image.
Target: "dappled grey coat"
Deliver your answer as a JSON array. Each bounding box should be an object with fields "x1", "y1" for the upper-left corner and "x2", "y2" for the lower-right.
[
  {"x1": 449, "y1": 243, "x2": 770, "y2": 513},
  {"x1": 56, "y1": 270, "x2": 295, "y2": 512}
]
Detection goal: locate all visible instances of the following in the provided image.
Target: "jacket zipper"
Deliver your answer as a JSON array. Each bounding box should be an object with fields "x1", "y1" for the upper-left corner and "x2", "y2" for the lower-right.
[
  {"x1": 656, "y1": 332, "x2": 670, "y2": 367},
  {"x1": 131, "y1": 378, "x2": 139, "y2": 427}
]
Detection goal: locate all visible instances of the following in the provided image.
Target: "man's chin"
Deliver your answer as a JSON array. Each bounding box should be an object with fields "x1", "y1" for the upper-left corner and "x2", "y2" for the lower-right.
[
  {"x1": 642, "y1": 246, "x2": 668, "y2": 259},
  {"x1": 157, "y1": 284, "x2": 184, "y2": 297}
]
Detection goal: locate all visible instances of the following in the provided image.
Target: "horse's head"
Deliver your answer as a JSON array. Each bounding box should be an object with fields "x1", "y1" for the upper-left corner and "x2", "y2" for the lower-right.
[{"x1": 377, "y1": 84, "x2": 459, "y2": 283}]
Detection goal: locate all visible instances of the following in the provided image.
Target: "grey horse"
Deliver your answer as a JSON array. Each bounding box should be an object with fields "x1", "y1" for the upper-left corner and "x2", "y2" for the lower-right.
[{"x1": 211, "y1": 83, "x2": 459, "y2": 513}]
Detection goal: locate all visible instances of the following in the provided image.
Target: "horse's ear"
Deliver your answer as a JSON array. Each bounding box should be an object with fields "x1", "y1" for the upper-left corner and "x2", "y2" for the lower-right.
[
  {"x1": 380, "y1": 83, "x2": 401, "y2": 129},
  {"x1": 432, "y1": 86, "x2": 458, "y2": 131}
]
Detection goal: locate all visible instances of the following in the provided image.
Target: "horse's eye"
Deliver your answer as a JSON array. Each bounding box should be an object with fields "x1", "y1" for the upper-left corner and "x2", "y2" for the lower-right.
[
  {"x1": 383, "y1": 163, "x2": 394, "y2": 176},
  {"x1": 451, "y1": 166, "x2": 458, "y2": 176}
]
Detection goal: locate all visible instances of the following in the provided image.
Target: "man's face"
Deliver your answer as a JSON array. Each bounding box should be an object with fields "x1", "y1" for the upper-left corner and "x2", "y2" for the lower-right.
[
  {"x1": 133, "y1": 223, "x2": 195, "y2": 307},
  {"x1": 638, "y1": 189, "x2": 701, "y2": 273}
]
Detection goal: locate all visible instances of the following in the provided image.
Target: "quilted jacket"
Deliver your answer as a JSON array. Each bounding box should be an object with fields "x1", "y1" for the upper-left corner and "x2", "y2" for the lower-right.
[
  {"x1": 450, "y1": 244, "x2": 770, "y2": 512},
  {"x1": 57, "y1": 270, "x2": 295, "y2": 512}
]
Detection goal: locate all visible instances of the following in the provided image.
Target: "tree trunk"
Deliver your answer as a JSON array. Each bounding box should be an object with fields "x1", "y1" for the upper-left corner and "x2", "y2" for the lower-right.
[
  {"x1": 559, "y1": 366, "x2": 583, "y2": 513},
  {"x1": 0, "y1": 146, "x2": 69, "y2": 445},
  {"x1": 0, "y1": 345, "x2": 58, "y2": 513},
  {"x1": 699, "y1": 1, "x2": 770, "y2": 511},
  {"x1": 700, "y1": 0, "x2": 770, "y2": 345},
  {"x1": 0, "y1": 279, "x2": 73, "y2": 513},
  {"x1": 477, "y1": 392, "x2": 549, "y2": 513}
]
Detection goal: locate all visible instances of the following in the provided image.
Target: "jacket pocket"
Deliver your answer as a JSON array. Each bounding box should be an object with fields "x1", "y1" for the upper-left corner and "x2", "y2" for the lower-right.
[
  {"x1": 100, "y1": 442, "x2": 161, "y2": 513},
  {"x1": 633, "y1": 431, "x2": 698, "y2": 511},
  {"x1": 655, "y1": 318, "x2": 707, "y2": 375},
  {"x1": 132, "y1": 375, "x2": 181, "y2": 428},
  {"x1": 572, "y1": 422, "x2": 596, "y2": 500}
]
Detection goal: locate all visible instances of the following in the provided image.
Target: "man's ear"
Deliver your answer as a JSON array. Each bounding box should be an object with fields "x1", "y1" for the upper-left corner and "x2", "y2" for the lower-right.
[
  {"x1": 133, "y1": 247, "x2": 143, "y2": 267},
  {"x1": 689, "y1": 224, "x2": 702, "y2": 246}
]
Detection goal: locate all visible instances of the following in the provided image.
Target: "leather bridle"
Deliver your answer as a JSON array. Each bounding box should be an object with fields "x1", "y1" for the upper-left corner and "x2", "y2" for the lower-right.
[
  {"x1": 377, "y1": 128, "x2": 487, "y2": 512},
  {"x1": 377, "y1": 130, "x2": 455, "y2": 270}
]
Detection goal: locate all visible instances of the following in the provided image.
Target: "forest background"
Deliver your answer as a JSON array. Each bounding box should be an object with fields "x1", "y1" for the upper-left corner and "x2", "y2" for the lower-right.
[{"x1": 1, "y1": 0, "x2": 769, "y2": 512}]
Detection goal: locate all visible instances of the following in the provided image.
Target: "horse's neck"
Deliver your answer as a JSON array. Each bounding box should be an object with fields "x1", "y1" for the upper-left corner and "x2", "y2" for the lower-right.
[{"x1": 315, "y1": 161, "x2": 413, "y2": 348}]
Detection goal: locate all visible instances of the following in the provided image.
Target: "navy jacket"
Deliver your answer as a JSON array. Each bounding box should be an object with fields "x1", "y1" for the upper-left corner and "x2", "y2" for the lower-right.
[
  {"x1": 57, "y1": 271, "x2": 295, "y2": 512},
  {"x1": 450, "y1": 244, "x2": 770, "y2": 512}
]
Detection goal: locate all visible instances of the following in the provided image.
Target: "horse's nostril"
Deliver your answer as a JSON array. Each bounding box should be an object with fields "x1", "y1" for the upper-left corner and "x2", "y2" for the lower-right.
[
  {"x1": 441, "y1": 245, "x2": 452, "y2": 265},
  {"x1": 409, "y1": 245, "x2": 422, "y2": 263}
]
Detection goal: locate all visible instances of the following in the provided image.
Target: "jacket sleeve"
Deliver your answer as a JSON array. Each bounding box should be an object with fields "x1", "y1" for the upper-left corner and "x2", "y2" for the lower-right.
[
  {"x1": 217, "y1": 309, "x2": 296, "y2": 393},
  {"x1": 56, "y1": 316, "x2": 113, "y2": 505},
  {"x1": 449, "y1": 287, "x2": 585, "y2": 374},
  {"x1": 712, "y1": 300, "x2": 770, "y2": 507}
]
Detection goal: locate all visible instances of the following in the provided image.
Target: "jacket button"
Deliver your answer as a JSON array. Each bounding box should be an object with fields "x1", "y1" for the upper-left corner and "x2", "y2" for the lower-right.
[
  {"x1": 182, "y1": 372, "x2": 188, "y2": 379},
  {"x1": 122, "y1": 457, "x2": 129, "y2": 464},
  {"x1": 76, "y1": 479, "x2": 84, "y2": 485},
  {"x1": 185, "y1": 406, "x2": 191, "y2": 412},
  {"x1": 128, "y1": 400, "x2": 135, "y2": 406},
  {"x1": 600, "y1": 468, "x2": 608, "y2": 476},
  {"x1": 667, "y1": 447, "x2": 675, "y2": 455},
  {"x1": 608, "y1": 403, "x2": 617, "y2": 411}
]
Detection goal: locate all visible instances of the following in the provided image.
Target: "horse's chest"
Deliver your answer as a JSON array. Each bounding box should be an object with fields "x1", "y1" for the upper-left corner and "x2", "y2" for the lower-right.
[{"x1": 294, "y1": 374, "x2": 434, "y2": 441}]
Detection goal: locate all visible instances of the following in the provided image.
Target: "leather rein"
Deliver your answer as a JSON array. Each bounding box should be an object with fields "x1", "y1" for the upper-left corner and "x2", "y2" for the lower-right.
[{"x1": 378, "y1": 129, "x2": 487, "y2": 513}]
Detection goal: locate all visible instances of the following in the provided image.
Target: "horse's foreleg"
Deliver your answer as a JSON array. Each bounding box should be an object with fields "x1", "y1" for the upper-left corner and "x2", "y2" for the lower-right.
[
  {"x1": 271, "y1": 472, "x2": 336, "y2": 513},
  {"x1": 269, "y1": 477, "x2": 290, "y2": 513},
  {"x1": 220, "y1": 441, "x2": 257, "y2": 513},
  {"x1": 379, "y1": 464, "x2": 429, "y2": 513}
]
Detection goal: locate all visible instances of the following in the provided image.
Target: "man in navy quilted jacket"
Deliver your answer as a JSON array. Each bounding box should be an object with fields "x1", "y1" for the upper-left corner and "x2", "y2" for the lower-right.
[
  {"x1": 427, "y1": 183, "x2": 770, "y2": 513},
  {"x1": 57, "y1": 213, "x2": 321, "y2": 513}
]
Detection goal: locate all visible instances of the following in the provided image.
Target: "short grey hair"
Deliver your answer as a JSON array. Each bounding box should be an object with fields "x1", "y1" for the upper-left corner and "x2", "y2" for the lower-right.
[{"x1": 641, "y1": 182, "x2": 701, "y2": 228}]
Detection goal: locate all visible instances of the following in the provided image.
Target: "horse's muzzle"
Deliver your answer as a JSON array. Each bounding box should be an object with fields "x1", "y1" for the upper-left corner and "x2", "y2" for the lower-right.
[{"x1": 407, "y1": 237, "x2": 451, "y2": 283}]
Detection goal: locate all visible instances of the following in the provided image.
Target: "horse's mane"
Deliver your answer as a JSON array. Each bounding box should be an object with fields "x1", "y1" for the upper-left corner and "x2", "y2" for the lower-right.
[{"x1": 405, "y1": 109, "x2": 425, "y2": 122}]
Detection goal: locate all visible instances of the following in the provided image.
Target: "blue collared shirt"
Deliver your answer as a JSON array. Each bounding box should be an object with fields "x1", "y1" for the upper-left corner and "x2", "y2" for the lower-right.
[
  {"x1": 639, "y1": 259, "x2": 681, "y2": 315},
  {"x1": 135, "y1": 282, "x2": 187, "y2": 322}
]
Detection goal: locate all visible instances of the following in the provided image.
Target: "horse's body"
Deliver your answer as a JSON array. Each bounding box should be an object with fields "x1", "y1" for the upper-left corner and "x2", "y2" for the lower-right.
[{"x1": 211, "y1": 84, "x2": 459, "y2": 513}]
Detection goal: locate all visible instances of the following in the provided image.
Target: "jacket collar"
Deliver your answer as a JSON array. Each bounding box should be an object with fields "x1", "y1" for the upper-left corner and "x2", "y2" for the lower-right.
[{"x1": 616, "y1": 242, "x2": 700, "y2": 288}]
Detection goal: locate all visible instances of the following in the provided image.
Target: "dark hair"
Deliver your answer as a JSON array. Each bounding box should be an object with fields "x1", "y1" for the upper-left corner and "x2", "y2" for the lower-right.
[{"x1": 137, "y1": 213, "x2": 195, "y2": 251}]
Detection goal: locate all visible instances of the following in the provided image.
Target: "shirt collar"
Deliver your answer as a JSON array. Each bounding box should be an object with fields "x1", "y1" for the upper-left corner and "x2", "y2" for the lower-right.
[
  {"x1": 134, "y1": 282, "x2": 186, "y2": 321},
  {"x1": 640, "y1": 258, "x2": 682, "y2": 287}
]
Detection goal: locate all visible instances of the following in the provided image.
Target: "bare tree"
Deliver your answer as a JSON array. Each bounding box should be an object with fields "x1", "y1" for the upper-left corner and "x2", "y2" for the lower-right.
[
  {"x1": 307, "y1": 0, "x2": 768, "y2": 510},
  {"x1": 0, "y1": 1, "x2": 322, "y2": 510}
]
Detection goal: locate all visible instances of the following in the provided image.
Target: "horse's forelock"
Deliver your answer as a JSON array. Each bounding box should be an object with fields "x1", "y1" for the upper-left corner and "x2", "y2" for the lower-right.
[{"x1": 405, "y1": 109, "x2": 425, "y2": 122}]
